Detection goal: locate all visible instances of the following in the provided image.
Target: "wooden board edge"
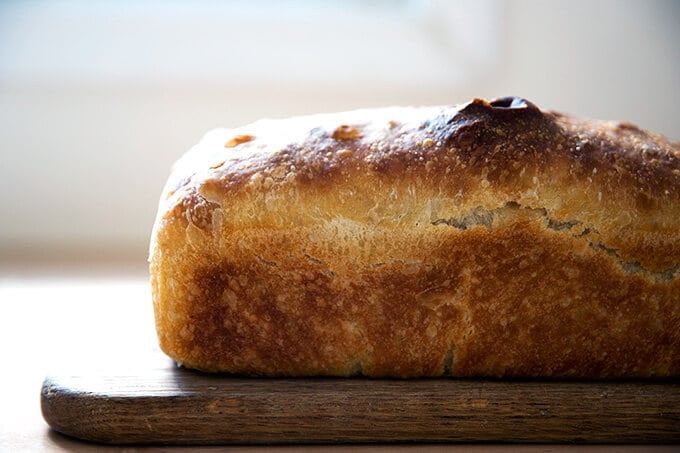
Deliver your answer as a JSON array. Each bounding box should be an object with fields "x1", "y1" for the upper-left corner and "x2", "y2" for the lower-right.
[{"x1": 40, "y1": 372, "x2": 680, "y2": 445}]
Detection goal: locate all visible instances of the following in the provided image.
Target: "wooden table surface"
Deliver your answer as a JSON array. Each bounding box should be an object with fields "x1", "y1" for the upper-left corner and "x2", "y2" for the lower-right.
[{"x1": 1, "y1": 264, "x2": 677, "y2": 452}]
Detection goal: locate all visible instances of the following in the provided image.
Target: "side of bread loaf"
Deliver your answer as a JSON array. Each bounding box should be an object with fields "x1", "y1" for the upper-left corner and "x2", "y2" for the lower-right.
[{"x1": 150, "y1": 97, "x2": 680, "y2": 377}]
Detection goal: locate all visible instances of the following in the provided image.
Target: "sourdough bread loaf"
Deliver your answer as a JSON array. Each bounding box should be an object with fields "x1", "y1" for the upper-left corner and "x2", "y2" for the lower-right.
[{"x1": 150, "y1": 97, "x2": 680, "y2": 377}]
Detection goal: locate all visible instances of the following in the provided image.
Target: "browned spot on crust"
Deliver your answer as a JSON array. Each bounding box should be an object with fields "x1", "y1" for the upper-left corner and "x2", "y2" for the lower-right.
[
  {"x1": 332, "y1": 125, "x2": 361, "y2": 140},
  {"x1": 225, "y1": 134, "x2": 255, "y2": 148}
]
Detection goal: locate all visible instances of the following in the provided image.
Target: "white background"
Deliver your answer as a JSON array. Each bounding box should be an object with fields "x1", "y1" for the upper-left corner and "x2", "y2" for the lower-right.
[{"x1": 1, "y1": 0, "x2": 678, "y2": 264}]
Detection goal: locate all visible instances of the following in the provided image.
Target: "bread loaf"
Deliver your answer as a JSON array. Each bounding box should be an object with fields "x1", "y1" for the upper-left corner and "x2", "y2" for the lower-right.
[{"x1": 149, "y1": 97, "x2": 680, "y2": 377}]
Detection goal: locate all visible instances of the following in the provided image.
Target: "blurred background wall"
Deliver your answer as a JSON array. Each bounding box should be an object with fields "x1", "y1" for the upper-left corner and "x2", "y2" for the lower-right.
[{"x1": 0, "y1": 0, "x2": 678, "y2": 267}]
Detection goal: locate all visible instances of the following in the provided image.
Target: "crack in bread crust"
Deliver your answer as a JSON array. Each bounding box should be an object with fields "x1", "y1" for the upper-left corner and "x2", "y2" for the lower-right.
[{"x1": 431, "y1": 201, "x2": 679, "y2": 281}]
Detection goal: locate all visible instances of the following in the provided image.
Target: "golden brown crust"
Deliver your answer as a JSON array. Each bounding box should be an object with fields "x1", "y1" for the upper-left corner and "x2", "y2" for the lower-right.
[{"x1": 150, "y1": 97, "x2": 680, "y2": 377}]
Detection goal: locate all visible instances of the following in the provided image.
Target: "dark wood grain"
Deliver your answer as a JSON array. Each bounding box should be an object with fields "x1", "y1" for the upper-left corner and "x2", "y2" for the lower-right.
[{"x1": 41, "y1": 365, "x2": 680, "y2": 445}]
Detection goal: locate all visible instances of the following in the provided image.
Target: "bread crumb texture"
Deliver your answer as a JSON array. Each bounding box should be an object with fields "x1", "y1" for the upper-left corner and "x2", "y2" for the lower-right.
[{"x1": 150, "y1": 97, "x2": 680, "y2": 377}]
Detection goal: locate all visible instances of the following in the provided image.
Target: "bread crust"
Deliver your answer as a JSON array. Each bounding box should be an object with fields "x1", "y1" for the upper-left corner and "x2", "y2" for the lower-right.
[{"x1": 150, "y1": 97, "x2": 680, "y2": 377}]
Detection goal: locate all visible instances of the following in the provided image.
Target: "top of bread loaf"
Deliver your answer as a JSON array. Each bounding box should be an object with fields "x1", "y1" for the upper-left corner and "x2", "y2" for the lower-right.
[{"x1": 154, "y1": 97, "x2": 679, "y2": 277}]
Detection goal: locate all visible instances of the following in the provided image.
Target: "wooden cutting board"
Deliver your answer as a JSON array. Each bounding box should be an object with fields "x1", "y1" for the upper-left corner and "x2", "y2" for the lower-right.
[{"x1": 41, "y1": 360, "x2": 680, "y2": 445}]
